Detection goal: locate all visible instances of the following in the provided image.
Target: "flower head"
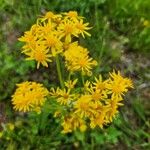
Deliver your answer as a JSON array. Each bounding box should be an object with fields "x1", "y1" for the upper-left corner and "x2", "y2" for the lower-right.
[
  {"x1": 64, "y1": 11, "x2": 81, "y2": 20},
  {"x1": 27, "y1": 45, "x2": 52, "y2": 69},
  {"x1": 107, "y1": 71, "x2": 133, "y2": 98},
  {"x1": 75, "y1": 19, "x2": 91, "y2": 38},
  {"x1": 40, "y1": 11, "x2": 62, "y2": 22},
  {"x1": 64, "y1": 79, "x2": 78, "y2": 89},
  {"x1": 74, "y1": 95, "x2": 94, "y2": 118},
  {"x1": 58, "y1": 19, "x2": 78, "y2": 43},
  {"x1": 50, "y1": 87, "x2": 76, "y2": 105},
  {"x1": 93, "y1": 75, "x2": 109, "y2": 91},
  {"x1": 90, "y1": 104, "x2": 109, "y2": 128},
  {"x1": 44, "y1": 32, "x2": 63, "y2": 56},
  {"x1": 64, "y1": 44, "x2": 97, "y2": 75}
]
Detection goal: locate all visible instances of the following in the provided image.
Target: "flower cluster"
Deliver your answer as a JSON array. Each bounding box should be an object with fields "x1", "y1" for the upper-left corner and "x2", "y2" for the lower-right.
[
  {"x1": 12, "y1": 81, "x2": 49, "y2": 113},
  {"x1": 11, "y1": 11, "x2": 133, "y2": 134},
  {"x1": 19, "y1": 11, "x2": 95, "y2": 75},
  {"x1": 50, "y1": 71, "x2": 133, "y2": 133}
]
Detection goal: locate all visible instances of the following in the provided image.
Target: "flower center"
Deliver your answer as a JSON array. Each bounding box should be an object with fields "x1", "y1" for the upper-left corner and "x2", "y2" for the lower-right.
[
  {"x1": 65, "y1": 25, "x2": 74, "y2": 34},
  {"x1": 79, "y1": 59, "x2": 87, "y2": 67},
  {"x1": 112, "y1": 84, "x2": 122, "y2": 94},
  {"x1": 76, "y1": 23, "x2": 84, "y2": 30},
  {"x1": 34, "y1": 51, "x2": 46, "y2": 62},
  {"x1": 80, "y1": 102, "x2": 88, "y2": 111},
  {"x1": 63, "y1": 94, "x2": 69, "y2": 99},
  {"x1": 46, "y1": 38, "x2": 57, "y2": 47}
]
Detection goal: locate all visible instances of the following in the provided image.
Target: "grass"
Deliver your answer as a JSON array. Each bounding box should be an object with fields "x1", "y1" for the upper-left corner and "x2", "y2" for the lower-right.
[{"x1": 0, "y1": 0, "x2": 149, "y2": 149}]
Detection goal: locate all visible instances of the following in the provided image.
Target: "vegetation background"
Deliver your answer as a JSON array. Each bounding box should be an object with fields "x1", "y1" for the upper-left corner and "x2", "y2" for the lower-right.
[{"x1": 0, "y1": 0, "x2": 149, "y2": 149}]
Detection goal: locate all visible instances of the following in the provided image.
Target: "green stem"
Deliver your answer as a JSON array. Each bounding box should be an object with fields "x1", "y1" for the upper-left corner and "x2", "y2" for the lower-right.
[
  {"x1": 91, "y1": 135, "x2": 94, "y2": 150},
  {"x1": 99, "y1": 38, "x2": 105, "y2": 59},
  {"x1": 81, "y1": 72, "x2": 85, "y2": 85},
  {"x1": 99, "y1": 23, "x2": 107, "y2": 62},
  {"x1": 95, "y1": 2, "x2": 99, "y2": 30},
  {"x1": 68, "y1": 72, "x2": 71, "y2": 81},
  {"x1": 55, "y1": 55, "x2": 64, "y2": 88}
]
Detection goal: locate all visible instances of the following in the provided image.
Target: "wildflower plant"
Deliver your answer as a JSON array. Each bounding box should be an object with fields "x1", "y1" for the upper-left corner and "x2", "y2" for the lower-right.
[{"x1": 11, "y1": 11, "x2": 133, "y2": 134}]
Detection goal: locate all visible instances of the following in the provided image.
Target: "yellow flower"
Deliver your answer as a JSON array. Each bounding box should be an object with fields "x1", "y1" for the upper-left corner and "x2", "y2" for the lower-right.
[
  {"x1": 49, "y1": 87, "x2": 60, "y2": 97},
  {"x1": 40, "y1": 11, "x2": 62, "y2": 22},
  {"x1": 57, "y1": 89, "x2": 73, "y2": 105},
  {"x1": 64, "y1": 79, "x2": 78, "y2": 89},
  {"x1": 89, "y1": 102, "x2": 110, "y2": 128},
  {"x1": 105, "y1": 97, "x2": 123, "y2": 122},
  {"x1": 61, "y1": 114, "x2": 87, "y2": 133},
  {"x1": 18, "y1": 26, "x2": 37, "y2": 43},
  {"x1": 38, "y1": 20, "x2": 56, "y2": 36},
  {"x1": 88, "y1": 88, "x2": 107, "y2": 102},
  {"x1": 21, "y1": 39, "x2": 37, "y2": 55},
  {"x1": 58, "y1": 19, "x2": 78, "y2": 43},
  {"x1": 61, "y1": 118, "x2": 72, "y2": 133},
  {"x1": 93, "y1": 75, "x2": 109, "y2": 91},
  {"x1": 84, "y1": 78, "x2": 108, "y2": 101},
  {"x1": 74, "y1": 55, "x2": 97, "y2": 75},
  {"x1": 75, "y1": 19, "x2": 91, "y2": 38},
  {"x1": 64, "y1": 11, "x2": 83, "y2": 21},
  {"x1": 90, "y1": 115, "x2": 105, "y2": 129},
  {"x1": 50, "y1": 87, "x2": 75, "y2": 105},
  {"x1": 84, "y1": 80, "x2": 91, "y2": 92},
  {"x1": 107, "y1": 71, "x2": 133, "y2": 98},
  {"x1": 19, "y1": 26, "x2": 39, "y2": 54},
  {"x1": 44, "y1": 33, "x2": 63, "y2": 56},
  {"x1": 64, "y1": 44, "x2": 97, "y2": 75},
  {"x1": 65, "y1": 11, "x2": 78, "y2": 19},
  {"x1": 26, "y1": 45, "x2": 52, "y2": 69},
  {"x1": 12, "y1": 81, "x2": 49, "y2": 112},
  {"x1": 74, "y1": 95, "x2": 94, "y2": 118},
  {"x1": 64, "y1": 42, "x2": 87, "y2": 60},
  {"x1": 41, "y1": 11, "x2": 55, "y2": 21},
  {"x1": 63, "y1": 41, "x2": 78, "y2": 51}
]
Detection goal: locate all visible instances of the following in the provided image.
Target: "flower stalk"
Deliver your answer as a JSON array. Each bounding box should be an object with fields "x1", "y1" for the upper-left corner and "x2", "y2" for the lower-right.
[
  {"x1": 55, "y1": 55, "x2": 64, "y2": 88},
  {"x1": 81, "y1": 72, "x2": 85, "y2": 85}
]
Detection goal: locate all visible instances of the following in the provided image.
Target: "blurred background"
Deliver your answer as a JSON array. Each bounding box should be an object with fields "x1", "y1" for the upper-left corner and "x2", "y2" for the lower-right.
[{"x1": 0, "y1": 0, "x2": 149, "y2": 149}]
